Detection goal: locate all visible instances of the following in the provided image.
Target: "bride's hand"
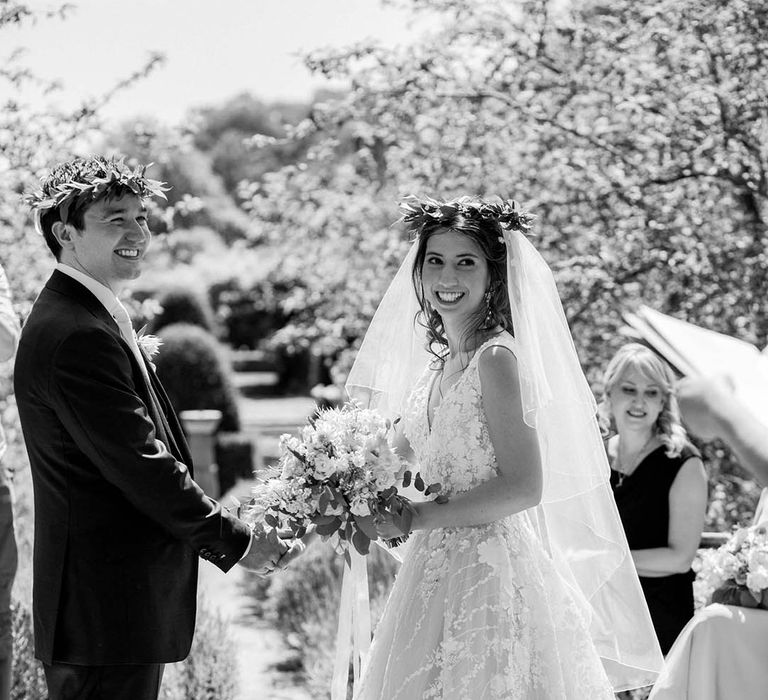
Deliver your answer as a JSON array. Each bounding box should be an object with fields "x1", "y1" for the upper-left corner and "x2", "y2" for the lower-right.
[
  {"x1": 272, "y1": 525, "x2": 319, "y2": 571},
  {"x1": 375, "y1": 511, "x2": 405, "y2": 540}
]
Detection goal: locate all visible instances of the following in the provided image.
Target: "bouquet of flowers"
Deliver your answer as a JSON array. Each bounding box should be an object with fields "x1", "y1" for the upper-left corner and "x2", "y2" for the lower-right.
[
  {"x1": 240, "y1": 402, "x2": 442, "y2": 559},
  {"x1": 694, "y1": 523, "x2": 768, "y2": 610}
]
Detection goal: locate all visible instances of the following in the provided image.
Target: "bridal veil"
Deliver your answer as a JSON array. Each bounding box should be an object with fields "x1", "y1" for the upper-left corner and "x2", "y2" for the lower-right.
[{"x1": 346, "y1": 201, "x2": 664, "y2": 690}]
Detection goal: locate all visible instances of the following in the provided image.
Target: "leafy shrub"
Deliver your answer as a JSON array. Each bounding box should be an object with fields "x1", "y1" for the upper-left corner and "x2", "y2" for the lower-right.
[
  {"x1": 148, "y1": 286, "x2": 218, "y2": 337},
  {"x1": 160, "y1": 596, "x2": 239, "y2": 700},
  {"x1": 215, "y1": 433, "x2": 256, "y2": 495},
  {"x1": 273, "y1": 347, "x2": 331, "y2": 396},
  {"x1": 208, "y1": 278, "x2": 286, "y2": 350},
  {"x1": 699, "y1": 441, "x2": 762, "y2": 532},
  {"x1": 10, "y1": 602, "x2": 46, "y2": 700},
  {"x1": 245, "y1": 539, "x2": 397, "y2": 699},
  {"x1": 9, "y1": 598, "x2": 240, "y2": 700},
  {"x1": 154, "y1": 323, "x2": 240, "y2": 432}
]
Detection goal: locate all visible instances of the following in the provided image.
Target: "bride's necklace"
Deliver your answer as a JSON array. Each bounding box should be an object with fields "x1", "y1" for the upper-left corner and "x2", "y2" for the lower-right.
[{"x1": 613, "y1": 436, "x2": 657, "y2": 488}]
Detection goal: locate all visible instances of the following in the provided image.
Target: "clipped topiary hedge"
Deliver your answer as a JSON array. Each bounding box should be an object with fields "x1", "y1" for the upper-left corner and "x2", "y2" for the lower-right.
[
  {"x1": 208, "y1": 278, "x2": 286, "y2": 350},
  {"x1": 148, "y1": 285, "x2": 218, "y2": 337},
  {"x1": 154, "y1": 323, "x2": 240, "y2": 432},
  {"x1": 215, "y1": 433, "x2": 256, "y2": 495}
]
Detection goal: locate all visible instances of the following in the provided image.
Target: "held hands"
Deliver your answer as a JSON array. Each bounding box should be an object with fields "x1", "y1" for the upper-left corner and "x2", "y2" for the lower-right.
[
  {"x1": 239, "y1": 523, "x2": 315, "y2": 576},
  {"x1": 375, "y1": 501, "x2": 424, "y2": 546},
  {"x1": 374, "y1": 511, "x2": 404, "y2": 540}
]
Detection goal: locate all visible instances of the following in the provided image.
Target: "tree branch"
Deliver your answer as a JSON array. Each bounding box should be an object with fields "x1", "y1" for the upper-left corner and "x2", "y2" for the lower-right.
[
  {"x1": 436, "y1": 88, "x2": 626, "y2": 158},
  {"x1": 566, "y1": 259, "x2": 658, "y2": 325}
]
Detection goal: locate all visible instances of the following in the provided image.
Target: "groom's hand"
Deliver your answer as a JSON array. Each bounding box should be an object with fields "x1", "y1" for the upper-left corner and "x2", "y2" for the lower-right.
[
  {"x1": 273, "y1": 538, "x2": 308, "y2": 571},
  {"x1": 238, "y1": 522, "x2": 288, "y2": 573},
  {"x1": 273, "y1": 526, "x2": 318, "y2": 571}
]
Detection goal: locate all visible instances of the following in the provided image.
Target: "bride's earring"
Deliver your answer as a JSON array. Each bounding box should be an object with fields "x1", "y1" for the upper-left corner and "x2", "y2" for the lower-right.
[{"x1": 483, "y1": 290, "x2": 493, "y2": 327}]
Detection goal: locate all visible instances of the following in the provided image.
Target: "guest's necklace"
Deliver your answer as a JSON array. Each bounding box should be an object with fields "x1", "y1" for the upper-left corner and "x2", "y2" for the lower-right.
[{"x1": 613, "y1": 436, "x2": 657, "y2": 488}]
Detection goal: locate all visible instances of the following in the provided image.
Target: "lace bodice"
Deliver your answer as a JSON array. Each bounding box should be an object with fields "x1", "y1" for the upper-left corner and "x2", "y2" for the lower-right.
[{"x1": 402, "y1": 334, "x2": 513, "y2": 496}]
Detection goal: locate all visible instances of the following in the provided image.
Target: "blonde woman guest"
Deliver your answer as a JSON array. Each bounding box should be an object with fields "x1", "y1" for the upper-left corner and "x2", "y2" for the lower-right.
[{"x1": 602, "y1": 343, "x2": 708, "y2": 654}]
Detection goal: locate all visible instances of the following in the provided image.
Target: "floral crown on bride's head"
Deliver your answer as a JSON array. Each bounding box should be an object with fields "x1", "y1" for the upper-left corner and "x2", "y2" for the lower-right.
[
  {"x1": 24, "y1": 156, "x2": 169, "y2": 235},
  {"x1": 398, "y1": 195, "x2": 535, "y2": 240}
]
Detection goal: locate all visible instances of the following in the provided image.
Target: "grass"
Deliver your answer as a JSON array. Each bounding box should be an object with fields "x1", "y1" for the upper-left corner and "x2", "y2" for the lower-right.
[{"x1": 161, "y1": 596, "x2": 239, "y2": 700}]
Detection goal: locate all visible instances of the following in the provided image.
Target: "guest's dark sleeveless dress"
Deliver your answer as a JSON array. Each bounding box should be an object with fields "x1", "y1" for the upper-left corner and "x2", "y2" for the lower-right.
[{"x1": 610, "y1": 444, "x2": 700, "y2": 655}]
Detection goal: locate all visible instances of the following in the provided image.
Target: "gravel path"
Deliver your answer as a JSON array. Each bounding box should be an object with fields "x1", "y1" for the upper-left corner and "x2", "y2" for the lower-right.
[
  {"x1": 198, "y1": 558, "x2": 312, "y2": 700},
  {"x1": 197, "y1": 394, "x2": 317, "y2": 700}
]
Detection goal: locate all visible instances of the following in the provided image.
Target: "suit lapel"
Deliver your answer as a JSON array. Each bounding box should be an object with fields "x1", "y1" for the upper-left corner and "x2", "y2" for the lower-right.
[
  {"x1": 45, "y1": 271, "x2": 193, "y2": 468},
  {"x1": 138, "y1": 345, "x2": 193, "y2": 469},
  {"x1": 46, "y1": 270, "x2": 115, "y2": 326}
]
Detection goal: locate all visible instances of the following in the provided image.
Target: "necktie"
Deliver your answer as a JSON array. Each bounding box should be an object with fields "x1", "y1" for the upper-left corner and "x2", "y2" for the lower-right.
[{"x1": 111, "y1": 301, "x2": 150, "y2": 382}]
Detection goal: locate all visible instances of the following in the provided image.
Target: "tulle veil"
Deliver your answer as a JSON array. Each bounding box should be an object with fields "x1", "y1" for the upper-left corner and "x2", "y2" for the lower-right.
[{"x1": 346, "y1": 224, "x2": 663, "y2": 690}]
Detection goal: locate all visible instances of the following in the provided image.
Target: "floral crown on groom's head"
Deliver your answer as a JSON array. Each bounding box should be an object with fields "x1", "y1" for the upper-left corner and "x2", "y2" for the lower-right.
[
  {"x1": 24, "y1": 156, "x2": 169, "y2": 236},
  {"x1": 398, "y1": 195, "x2": 536, "y2": 240}
]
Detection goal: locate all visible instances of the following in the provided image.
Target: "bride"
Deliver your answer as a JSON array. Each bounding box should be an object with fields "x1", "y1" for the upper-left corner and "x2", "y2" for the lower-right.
[{"x1": 346, "y1": 196, "x2": 663, "y2": 699}]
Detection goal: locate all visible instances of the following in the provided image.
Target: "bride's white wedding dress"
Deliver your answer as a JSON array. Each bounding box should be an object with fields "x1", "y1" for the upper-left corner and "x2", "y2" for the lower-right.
[{"x1": 354, "y1": 335, "x2": 616, "y2": 699}]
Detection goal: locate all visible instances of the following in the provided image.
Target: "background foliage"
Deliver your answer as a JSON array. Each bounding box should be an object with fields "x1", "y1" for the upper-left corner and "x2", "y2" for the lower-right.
[
  {"x1": 243, "y1": 0, "x2": 768, "y2": 374},
  {"x1": 154, "y1": 323, "x2": 241, "y2": 432},
  {"x1": 240, "y1": 0, "x2": 768, "y2": 525},
  {"x1": 244, "y1": 540, "x2": 398, "y2": 699},
  {"x1": 160, "y1": 597, "x2": 240, "y2": 700}
]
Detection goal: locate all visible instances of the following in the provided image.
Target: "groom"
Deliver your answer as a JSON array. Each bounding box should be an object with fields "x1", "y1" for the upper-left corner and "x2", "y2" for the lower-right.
[{"x1": 15, "y1": 156, "x2": 289, "y2": 700}]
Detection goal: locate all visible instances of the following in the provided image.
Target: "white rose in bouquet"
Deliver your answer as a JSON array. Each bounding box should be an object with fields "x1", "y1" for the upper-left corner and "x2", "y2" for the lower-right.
[{"x1": 746, "y1": 568, "x2": 768, "y2": 595}]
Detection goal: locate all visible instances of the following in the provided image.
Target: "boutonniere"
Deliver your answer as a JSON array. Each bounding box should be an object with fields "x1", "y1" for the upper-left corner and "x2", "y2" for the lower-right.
[{"x1": 135, "y1": 326, "x2": 163, "y2": 361}]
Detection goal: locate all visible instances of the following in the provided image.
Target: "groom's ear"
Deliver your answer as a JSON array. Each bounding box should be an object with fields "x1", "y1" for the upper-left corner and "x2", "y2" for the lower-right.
[{"x1": 51, "y1": 221, "x2": 78, "y2": 250}]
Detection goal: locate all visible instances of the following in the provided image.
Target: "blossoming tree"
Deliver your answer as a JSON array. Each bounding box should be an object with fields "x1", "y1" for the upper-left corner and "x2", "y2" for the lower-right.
[{"x1": 242, "y1": 0, "x2": 768, "y2": 526}]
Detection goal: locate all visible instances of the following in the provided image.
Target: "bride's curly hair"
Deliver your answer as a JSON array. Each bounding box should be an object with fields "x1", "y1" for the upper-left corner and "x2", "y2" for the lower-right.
[
  {"x1": 598, "y1": 343, "x2": 689, "y2": 457},
  {"x1": 401, "y1": 196, "x2": 525, "y2": 364}
]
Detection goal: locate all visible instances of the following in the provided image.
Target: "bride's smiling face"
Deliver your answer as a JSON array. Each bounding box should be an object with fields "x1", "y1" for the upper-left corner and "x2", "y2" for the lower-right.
[{"x1": 421, "y1": 230, "x2": 490, "y2": 322}]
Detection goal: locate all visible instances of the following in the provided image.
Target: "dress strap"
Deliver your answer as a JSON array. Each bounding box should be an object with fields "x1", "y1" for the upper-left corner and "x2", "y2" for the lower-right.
[{"x1": 470, "y1": 332, "x2": 516, "y2": 368}]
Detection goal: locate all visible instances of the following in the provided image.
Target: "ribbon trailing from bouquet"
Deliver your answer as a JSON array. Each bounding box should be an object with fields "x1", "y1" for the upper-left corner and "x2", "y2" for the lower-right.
[{"x1": 331, "y1": 550, "x2": 371, "y2": 700}]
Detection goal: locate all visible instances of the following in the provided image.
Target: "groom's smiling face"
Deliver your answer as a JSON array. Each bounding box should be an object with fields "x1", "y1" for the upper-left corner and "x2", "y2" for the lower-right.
[{"x1": 57, "y1": 193, "x2": 151, "y2": 292}]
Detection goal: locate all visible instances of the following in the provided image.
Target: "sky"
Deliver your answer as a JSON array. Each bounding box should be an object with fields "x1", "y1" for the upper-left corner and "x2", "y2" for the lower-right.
[{"x1": 4, "y1": 0, "x2": 418, "y2": 124}]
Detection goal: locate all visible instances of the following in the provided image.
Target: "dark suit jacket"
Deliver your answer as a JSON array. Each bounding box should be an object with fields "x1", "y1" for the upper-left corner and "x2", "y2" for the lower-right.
[{"x1": 14, "y1": 271, "x2": 250, "y2": 665}]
